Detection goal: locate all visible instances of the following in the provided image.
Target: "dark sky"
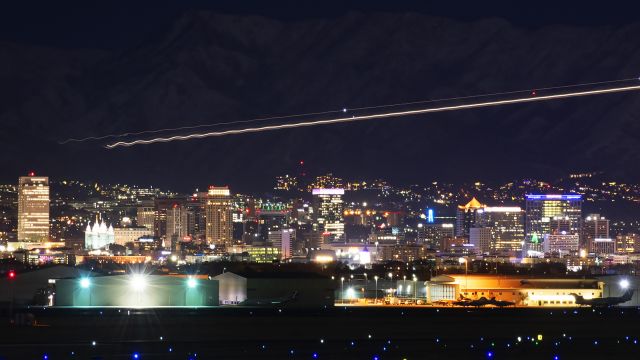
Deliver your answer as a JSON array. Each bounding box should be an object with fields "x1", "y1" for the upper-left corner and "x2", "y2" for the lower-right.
[
  {"x1": 2, "y1": 1, "x2": 639, "y2": 48},
  {"x1": 2, "y1": 1, "x2": 640, "y2": 193}
]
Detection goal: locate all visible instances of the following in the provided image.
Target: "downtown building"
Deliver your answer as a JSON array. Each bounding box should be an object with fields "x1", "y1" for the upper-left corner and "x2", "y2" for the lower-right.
[
  {"x1": 206, "y1": 186, "x2": 233, "y2": 250},
  {"x1": 524, "y1": 194, "x2": 582, "y2": 255},
  {"x1": 582, "y1": 214, "x2": 610, "y2": 253},
  {"x1": 312, "y1": 188, "x2": 345, "y2": 244},
  {"x1": 17, "y1": 174, "x2": 50, "y2": 242},
  {"x1": 455, "y1": 197, "x2": 484, "y2": 238},
  {"x1": 473, "y1": 206, "x2": 525, "y2": 253}
]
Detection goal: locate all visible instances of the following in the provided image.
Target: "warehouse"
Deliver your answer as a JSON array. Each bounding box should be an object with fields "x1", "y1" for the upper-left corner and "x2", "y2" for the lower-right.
[{"x1": 54, "y1": 274, "x2": 218, "y2": 307}]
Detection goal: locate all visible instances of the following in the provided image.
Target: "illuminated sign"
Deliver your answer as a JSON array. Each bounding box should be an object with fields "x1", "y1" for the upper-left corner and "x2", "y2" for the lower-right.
[
  {"x1": 312, "y1": 188, "x2": 345, "y2": 195},
  {"x1": 426, "y1": 209, "x2": 435, "y2": 223}
]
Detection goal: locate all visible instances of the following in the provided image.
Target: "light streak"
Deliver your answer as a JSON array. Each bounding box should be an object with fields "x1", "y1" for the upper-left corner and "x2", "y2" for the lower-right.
[{"x1": 106, "y1": 84, "x2": 640, "y2": 148}]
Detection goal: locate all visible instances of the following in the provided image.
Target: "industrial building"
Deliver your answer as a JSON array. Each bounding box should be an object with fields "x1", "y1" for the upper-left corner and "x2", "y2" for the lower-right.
[
  {"x1": 214, "y1": 271, "x2": 334, "y2": 307},
  {"x1": 426, "y1": 274, "x2": 603, "y2": 307},
  {"x1": 54, "y1": 274, "x2": 218, "y2": 307}
]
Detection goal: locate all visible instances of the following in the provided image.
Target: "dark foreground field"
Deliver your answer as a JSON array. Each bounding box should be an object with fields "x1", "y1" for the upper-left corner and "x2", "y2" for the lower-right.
[{"x1": 1, "y1": 306, "x2": 640, "y2": 359}]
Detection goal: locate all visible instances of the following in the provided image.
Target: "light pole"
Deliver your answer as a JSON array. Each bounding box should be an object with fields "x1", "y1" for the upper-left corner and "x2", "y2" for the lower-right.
[
  {"x1": 374, "y1": 276, "x2": 379, "y2": 304},
  {"x1": 341, "y1": 277, "x2": 345, "y2": 304},
  {"x1": 413, "y1": 275, "x2": 417, "y2": 303},
  {"x1": 388, "y1": 272, "x2": 393, "y2": 299}
]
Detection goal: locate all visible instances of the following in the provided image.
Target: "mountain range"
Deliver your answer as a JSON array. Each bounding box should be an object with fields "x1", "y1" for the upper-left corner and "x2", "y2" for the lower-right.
[{"x1": 2, "y1": 11, "x2": 640, "y2": 192}]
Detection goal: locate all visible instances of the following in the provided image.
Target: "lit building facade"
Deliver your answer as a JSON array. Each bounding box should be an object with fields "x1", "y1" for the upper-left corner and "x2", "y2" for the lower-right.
[
  {"x1": 206, "y1": 186, "x2": 233, "y2": 249},
  {"x1": 85, "y1": 220, "x2": 115, "y2": 250},
  {"x1": 136, "y1": 204, "x2": 155, "y2": 230},
  {"x1": 113, "y1": 226, "x2": 153, "y2": 246},
  {"x1": 582, "y1": 214, "x2": 609, "y2": 252},
  {"x1": 524, "y1": 194, "x2": 582, "y2": 254},
  {"x1": 543, "y1": 233, "x2": 579, "y2": 253},
  {"x1": 18, "y1": 174, "x2": 50, "y2": 242},
  {"x1": 469, "y1": 227, "x2": 492, "y2": 253},
  {"x1": 616, "y1": 233, "x2": 640, "y2": 254},
  {"x1": 418, "y1": 223, "x2": 454, "y2": 250},
  {"x1": 475, "y1": 206, "x2": 524, "y2": 252},
  {"x1": 455, "y1": 197, "x2": 484, "y2": 238},
  {"x1": 268, "y1": 228, "x2": 295, "y2": 259},
  {"x1": 312, "y1": 188, "x2": 345, "y2": 243}
]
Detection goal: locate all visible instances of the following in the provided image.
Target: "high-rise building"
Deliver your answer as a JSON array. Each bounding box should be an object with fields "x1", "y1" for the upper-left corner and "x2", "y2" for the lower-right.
[
  {"x1": 455, "y1": 197, "x2": 484, "y2": 238},
  {"x1": 136, "y1": 203, "x2": 155, "y2": 230},
  {"x1": 475, "y1": 206, "x2": 524, "y2": 252},
  {"x1": 418, "y1": 223, "x2": 454, "y2": 250},
  {"x1": 166, "y1": 202, "x2": 193, "y2": 249},
  {"x1": 268, "y1": 228, "x2": 295, "y2": 259},
  {"x1": 590, "y1": 238, "x2": 616, "y2": 255},
  {"x1": 582, "y1": 214, "x2": 609, "y2": 252},
  {"x1": 312, "y1": 188, "x2": 345, "y2": 243},
  {"x1": 469, "y1": 227, "x2": 492, "y2": 253},
  {"x1": 18, "y1": 174, "x2": 50, "y2": 242},
  {"x1": 524, "y1": 194, "x2": 582, "y2": 254},
  {"x1": 206, "y1": 186, "x2": 233, "y2": 249}
]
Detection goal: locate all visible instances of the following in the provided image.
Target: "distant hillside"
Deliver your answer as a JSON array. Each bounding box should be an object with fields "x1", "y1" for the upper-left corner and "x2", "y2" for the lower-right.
[{"x1": 1, "y1": 11, "x2": 640, "y2": 191}]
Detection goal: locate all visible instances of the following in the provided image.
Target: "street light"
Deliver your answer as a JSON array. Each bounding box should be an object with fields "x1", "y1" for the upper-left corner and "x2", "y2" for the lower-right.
[{"x1": 341, "y1": 277, "x2": 345, "y2": 304}]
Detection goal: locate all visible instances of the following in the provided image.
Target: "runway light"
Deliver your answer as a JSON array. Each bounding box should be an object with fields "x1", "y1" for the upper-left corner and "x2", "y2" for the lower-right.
[
  {"x1": 80, "y1": 278, "x2": 91, "y2": 288},
  {"x1": 620, "y1": 279, "x2": 630, "y2": 289},
  {"x1": 187, "y1": 277, "x2": 197, "y2": 288}
]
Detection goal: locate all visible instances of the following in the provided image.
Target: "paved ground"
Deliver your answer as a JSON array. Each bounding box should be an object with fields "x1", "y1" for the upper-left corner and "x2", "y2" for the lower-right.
[{"x1": 1, "y1": 306, "x2": 640, "y2": 359}]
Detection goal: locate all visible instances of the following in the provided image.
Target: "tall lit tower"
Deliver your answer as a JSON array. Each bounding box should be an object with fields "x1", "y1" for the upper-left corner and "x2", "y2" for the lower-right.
[
  {"x1": 524, "y1": 194, "x2": 582, "y2": 254},
  {"x1": 312, "y1": 188, "x2": 345, "y2": 243},
  {"x1": 206, "y1": 186, "x2": 232, "y2": 249},
  {"x1": 18, "y1": 173, "x2": 50, "y2": 242}
]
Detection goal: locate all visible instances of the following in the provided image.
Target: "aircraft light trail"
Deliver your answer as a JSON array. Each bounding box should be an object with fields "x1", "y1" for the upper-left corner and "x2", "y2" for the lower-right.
[{"x1": 105, "y1": 84, "x2": 640, "y2": 149}]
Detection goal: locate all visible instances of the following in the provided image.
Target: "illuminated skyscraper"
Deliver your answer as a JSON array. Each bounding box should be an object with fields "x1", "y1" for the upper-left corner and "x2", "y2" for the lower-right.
[
  {"x1": 18, "y1": 174, "x2": 49, "y2": 242},
  {"x1": 455, "y1": 197, "x2": 484, "y2": 238},
  {"x1": 582, "y1": 214, "x2": 609, "y2": 251},
  {"x1": 524, "y1": 194, "x2": 582, "y2": 254},
  {"x1": 312, "y1": 188, "x2": 345, "y2": 243},
  {"x1": 475, "y1": 206, "x2": 524, "y2": 252},
  {"x1": 206, "y1": 186, "x2": 232, "y2": 249},
  {"x1": 136, "y1": 203, "x2": 155, "y2": 230},
  {"x1": 166, "y1": 202, "x2": 193, "y2": 249}
]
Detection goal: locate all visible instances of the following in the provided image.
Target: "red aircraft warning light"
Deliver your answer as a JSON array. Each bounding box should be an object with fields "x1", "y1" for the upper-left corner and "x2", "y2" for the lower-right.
[
  {"x1": 28, "y1": 171, "x2": 35, "y2": 177},
  {"x1": 8, "y1": 270, "x2": 16, "y2": 279}
]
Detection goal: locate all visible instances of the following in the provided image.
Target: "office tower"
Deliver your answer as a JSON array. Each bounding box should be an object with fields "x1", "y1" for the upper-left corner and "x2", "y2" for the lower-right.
[
  {"x1": 268, "y1": 228, "x2": 295, "y2": 259},
  {"x1": 455, "y1": 197, "x2": 484, "y2": 237},
  {"x1": 18, "y1": 174, "x2": 50, "y2": 242},
  {"x1": 469, "y1": 227, "x2": 492, "y2": 253},
  {"x1": 166, "y1": 202, "x2": 193, "y2": 249},
  {"x1": 616, "y1": 233, "x2": 640, "y2": 254},
  {"x1": 418, "y1": 223, "x2": 454, "y2": 250},
  {"x1": 524, "y1": 194, "x2": 582, "y2": 254},
  {"x1": 206, "y1": 186, "x2": 233, "y2": 249},
  {"x1": 136, "y1": 202, "x2": 155, "y2": 230},
  {"x1": 475, "y1": 206, "x2": 524, "y2": 252},
  {"x1": 312, "y1": 188, "x2": 345, "y2": 243},
  {"x1": 258, "y1": 210, "x2": 289, "y2": 243},
  {"x1": 582, "y1": 214, "x2": 609, "y2": 251}
]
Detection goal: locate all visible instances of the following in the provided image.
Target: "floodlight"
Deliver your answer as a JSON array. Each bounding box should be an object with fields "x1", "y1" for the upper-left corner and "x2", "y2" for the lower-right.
[
  {"x1": 187, "y1": 277, "x2": 197, "y2": 288},
  {"x1": 80, "y1": 278, "x2": 91, "y2": 288},
  {"x1": 620, "y1": 279, "x2": 630, "y2": 289},
  {"x1": 130, "y1": 274, "x2": 147, "y2": 290}
]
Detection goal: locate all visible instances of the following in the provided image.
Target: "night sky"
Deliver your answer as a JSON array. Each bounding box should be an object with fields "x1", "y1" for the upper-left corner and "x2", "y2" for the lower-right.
[{"x1": 2, "y1": 1, "x2": 640, "y2": 193}]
